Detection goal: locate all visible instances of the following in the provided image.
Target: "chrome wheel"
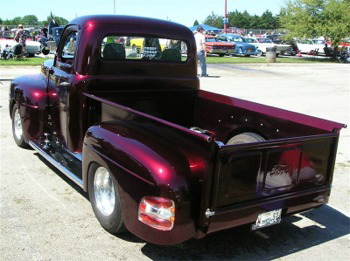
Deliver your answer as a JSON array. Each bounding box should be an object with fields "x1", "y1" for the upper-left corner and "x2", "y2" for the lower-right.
[
  {"x1": 93, "y1": 167, "x2": 116, "y2": 216},
  {"x1": 13, "y1": 108, "x2": 23, "y2": 141}
]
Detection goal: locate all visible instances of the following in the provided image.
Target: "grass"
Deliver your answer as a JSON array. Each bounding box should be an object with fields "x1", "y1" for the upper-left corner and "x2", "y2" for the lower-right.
[
  {"x1": 0, "y1": 57, "x2": 48, "y2": 66},
  {"x1": 0, "y1": 55, "x2": 334, "y2": 66}
]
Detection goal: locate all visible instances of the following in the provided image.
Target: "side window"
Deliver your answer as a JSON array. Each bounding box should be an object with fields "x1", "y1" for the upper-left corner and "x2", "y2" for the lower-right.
[{"x1": 62, "y1": 31, "x2": 77, "y2": 59}]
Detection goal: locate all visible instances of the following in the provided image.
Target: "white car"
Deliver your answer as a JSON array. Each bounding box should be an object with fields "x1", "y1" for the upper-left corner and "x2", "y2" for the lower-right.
[
  {"x1": 0, "y1": 30, "x2": 41, "y2": 57},
  {"x1": 245, "y1": 37, "x2": 296, "y2": 56},
  {"x1": 297, "y1": 39, "x2": 326, "y2": 54}
]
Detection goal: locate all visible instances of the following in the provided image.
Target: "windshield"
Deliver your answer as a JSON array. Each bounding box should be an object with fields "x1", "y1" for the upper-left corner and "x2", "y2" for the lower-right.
[
  {"x1": 206, "y1": 38, "x2": 218, "y2": 42},
  {"x1": 101, "y1": 35, "x2": 188, "y2": 62},
  {"x1": 231, "y1": 36, "x2": 246, "y2": 42},
  {"x1": 257, "y1": 38, "x2": 273, "y2": 43},
  {"x1": 301, "y1": 40, "x2": 313, "y2": 44},
  {"x1": 245, "y1": 38, "x2": 256, "y2": 43},
  {"x1": 312, "y1": 40, "x2": 325, "y2": 44}
]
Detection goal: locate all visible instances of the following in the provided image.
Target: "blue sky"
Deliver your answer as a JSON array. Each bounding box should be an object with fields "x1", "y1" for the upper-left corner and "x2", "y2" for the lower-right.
[{"x1": 0, "y1": 0, "x2": 285, "y2": 26}]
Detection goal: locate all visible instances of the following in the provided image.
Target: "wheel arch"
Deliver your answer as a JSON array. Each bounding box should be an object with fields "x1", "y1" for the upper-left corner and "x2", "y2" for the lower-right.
[
  {"x1": 9, "y1": 74, "x2": 48, "y2": 143},
  {"x1": 82, "y1": 123, "x2": 197, "y2": 244}
]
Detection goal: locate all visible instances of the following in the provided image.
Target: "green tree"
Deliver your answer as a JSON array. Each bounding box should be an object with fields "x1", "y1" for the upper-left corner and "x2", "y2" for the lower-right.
[
  {"x1": 249, "y1": 15, "x2": 260, "y2": 28},
  {"x1": 259, "y1": 10, "x2": 276, "y2": 29},
  {"x1": 12, "y1": 16, "x2": 22, "y2": 25},
  {"x1": 193, "y1": 20, "x2": 199, "y2": 26},
  {"x1": 227, "y1": 10, "x2": 255, "y2": 29},
  {"x1": 203, "y1": 12, "x2": 223, "y2": 28},
  {"x1": 22, "y1": 15, "x2": 39, "y2": 25},
  {"x1": 45, "y1": 12, "x2": 69, "y2": 26},
  {"x1": 280, "y1": 0, "x2": 350, "y2": 50},
  {"x1": 0, "y1": 18, "x2": 3, "y2": 24}
]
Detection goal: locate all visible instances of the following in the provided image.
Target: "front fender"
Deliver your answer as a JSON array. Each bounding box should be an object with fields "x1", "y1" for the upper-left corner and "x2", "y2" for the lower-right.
[
  {"x1": 10, "y1": 73, "x2": 47, "y2": 142},
  {"x1": 82, "y1": 122, "x2": 197, "y2": 244}
]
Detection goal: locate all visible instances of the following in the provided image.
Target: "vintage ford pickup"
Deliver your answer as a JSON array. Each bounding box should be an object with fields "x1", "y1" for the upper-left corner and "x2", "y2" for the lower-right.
[{"x1": 9, "y1": 15, "x2": 345, "y2": 245}]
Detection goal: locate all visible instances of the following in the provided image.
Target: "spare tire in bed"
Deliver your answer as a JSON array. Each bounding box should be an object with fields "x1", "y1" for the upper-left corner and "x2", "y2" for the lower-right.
[{"x1": 226, "y1": 132, "x2": 265, "y2": 145}]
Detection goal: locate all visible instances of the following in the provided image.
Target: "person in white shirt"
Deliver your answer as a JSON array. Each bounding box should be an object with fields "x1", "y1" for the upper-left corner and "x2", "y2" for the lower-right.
[{"x1": 194, "y1": 26, "x2": 208, "y2": 77}]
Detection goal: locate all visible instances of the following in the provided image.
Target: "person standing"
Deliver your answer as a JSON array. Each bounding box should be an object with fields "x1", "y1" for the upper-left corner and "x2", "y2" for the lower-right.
[
  {"x1": 14, "y1": 24, "x2": 26, "y2": 57},
  {"x1": 41, "y1": 24, "x2": 48, "y2": 38},
  {"x1": 194, "y1": 26, "x2": 208, "y2": 77},
  {"x1": 248, "y1": 31, "x2": 255, "y2": 37}
]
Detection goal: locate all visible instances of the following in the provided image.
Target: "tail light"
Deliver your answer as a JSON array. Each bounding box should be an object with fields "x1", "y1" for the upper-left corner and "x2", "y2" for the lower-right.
[{"x1": 138, "y1": 196, "x2": 175, "y2": 231}]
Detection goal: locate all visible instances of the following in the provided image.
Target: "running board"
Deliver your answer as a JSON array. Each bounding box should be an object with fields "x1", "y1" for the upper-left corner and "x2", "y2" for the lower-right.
[{"x1": 29, "y1": 141, "x2": 84, "y2": 188}]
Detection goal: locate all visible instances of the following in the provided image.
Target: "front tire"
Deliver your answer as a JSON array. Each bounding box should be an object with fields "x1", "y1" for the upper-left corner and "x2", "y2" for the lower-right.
[
  {"x1": 256, "y1": 50, "x2": 263, "y2": 57},
  {"x1": 11, "y1": 104, "x2": 29, "y2": 148},
  {"x1": 88, "y1": 163, "x2": 126, "y2": 234}
]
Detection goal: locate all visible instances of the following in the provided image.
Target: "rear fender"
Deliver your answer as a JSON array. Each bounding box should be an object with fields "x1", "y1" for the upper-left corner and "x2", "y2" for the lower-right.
[
  {"x1": 82, "y1": 122, "x2": 196, "y2": 244},
  {"x1": 10, "y1": 74, "x2": 48, "y2": 142}
]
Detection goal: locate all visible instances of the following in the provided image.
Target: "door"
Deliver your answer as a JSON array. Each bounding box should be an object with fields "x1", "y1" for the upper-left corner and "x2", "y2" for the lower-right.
[{"x1": 47, "y1": 27, "x2": 78, "y2": 150}]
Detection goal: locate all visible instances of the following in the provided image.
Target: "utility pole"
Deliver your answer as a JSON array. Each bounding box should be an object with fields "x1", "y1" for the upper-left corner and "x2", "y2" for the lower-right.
[{"x1": 224, "y1": 0, "x2": 227, "y2": 33}]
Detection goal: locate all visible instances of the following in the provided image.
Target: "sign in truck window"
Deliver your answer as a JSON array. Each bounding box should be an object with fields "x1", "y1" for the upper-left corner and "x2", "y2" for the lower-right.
[{"x1": 101, "y1": 36, "x2": 188, "y2": 62}]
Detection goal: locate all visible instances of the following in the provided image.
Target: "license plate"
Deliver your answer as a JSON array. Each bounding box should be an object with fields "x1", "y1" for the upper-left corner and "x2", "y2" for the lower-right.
[
  {"x1": 248, "y1": 49, "x2": 252, "y2": 52},
  {"x1": 251, "y1": 209, "x2": 282, "y2": 230}
]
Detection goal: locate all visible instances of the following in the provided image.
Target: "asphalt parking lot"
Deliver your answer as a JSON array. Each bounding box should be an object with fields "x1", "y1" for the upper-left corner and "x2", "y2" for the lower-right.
[{"x1": 0, "y1": 64, "x2": 349, "y2": 260}]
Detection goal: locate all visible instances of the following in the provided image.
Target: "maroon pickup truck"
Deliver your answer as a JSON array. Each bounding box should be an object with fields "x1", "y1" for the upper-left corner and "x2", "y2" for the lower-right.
[{"x1": 9, "y1": 15, "x2": 345, "y2": 245}]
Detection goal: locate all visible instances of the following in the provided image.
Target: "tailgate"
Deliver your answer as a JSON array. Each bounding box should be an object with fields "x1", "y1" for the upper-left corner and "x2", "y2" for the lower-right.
[{"x1": 204, "y1": 134, "x2": 340, "y2": 229}]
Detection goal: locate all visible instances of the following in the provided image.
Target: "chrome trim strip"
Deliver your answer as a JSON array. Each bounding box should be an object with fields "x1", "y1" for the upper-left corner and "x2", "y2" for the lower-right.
[{"x1": 29, "y1": 141, "x2": 84, "y2": 188}]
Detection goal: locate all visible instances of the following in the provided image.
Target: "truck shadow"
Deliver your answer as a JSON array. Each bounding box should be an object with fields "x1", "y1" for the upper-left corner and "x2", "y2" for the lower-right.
[
  {"x1": 35, "y1": 153, "x2": 88, "y2": 199},
  {"x1": 141, "y1": 205, "x2": 349, "y2": 260}
]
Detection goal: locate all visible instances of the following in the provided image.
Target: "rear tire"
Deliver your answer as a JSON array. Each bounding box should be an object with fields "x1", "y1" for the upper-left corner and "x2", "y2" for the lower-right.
[
  {"x1": 11, "y1": 104, "x2": 29, "y2": 148},
  {"x1": 226, "y1": 132, "x2": 265, "y2": 145},
  {"x1": 219, "y1": 54, "x2": 225, "y2": 57},
  {"x1": 88, "y1": 163, "x2": 127, "y2": 234}
]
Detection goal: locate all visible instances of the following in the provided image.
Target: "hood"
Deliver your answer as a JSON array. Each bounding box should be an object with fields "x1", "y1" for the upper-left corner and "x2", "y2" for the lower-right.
[{"x1": 206, "y1": 42, "x2": 234, "y2": 47}]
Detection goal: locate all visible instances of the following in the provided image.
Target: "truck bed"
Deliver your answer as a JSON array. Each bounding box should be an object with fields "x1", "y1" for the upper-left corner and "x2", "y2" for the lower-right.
[
  {"x1": 84, "y1": 89, "x2": 344, "y2": 233},
  {"x1": 86, "y1": 89, "x2": 342, "y2": 143}
]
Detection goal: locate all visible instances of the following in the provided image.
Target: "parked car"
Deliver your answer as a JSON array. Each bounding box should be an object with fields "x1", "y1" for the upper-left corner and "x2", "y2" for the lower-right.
[
  {"x1": 205, "y1": 35, "x2": 235, "y2": 57},
  {"x1": 50, "y1": 27, "x2": 64, "y2": 45},
  {"x1": 0, "y1": 29, "x2": 41, "y2": 57},
  {"x1": 129, "y1": 37, "x2": 168, "y2": 53},
  {"x1": 11, "y1": 15, "x2": 345, "y2": 245},
  {"x1": 326, "y1": 38, "x2": 350, "y2": 50},
  {"x1": 297, "y1": 39, "x2": 326, "y2": 55},
  {"x1": 44, "y1": 27, "x2": 66, "y2": 54},
  {"x1": 218, "y1": 34, "x2": 258, "y2": 56},
  {"x1": 266, "y1": 34, "x2": 286, "y2": 44},
  {"x1": 245, "y1": 37, "x2": 296, "y2": 56}
]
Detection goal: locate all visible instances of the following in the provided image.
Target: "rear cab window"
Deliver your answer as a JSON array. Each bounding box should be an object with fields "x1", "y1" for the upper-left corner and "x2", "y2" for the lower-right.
[{"x1": 100, "y1": 35, "x2": 188, "y2": 62}]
